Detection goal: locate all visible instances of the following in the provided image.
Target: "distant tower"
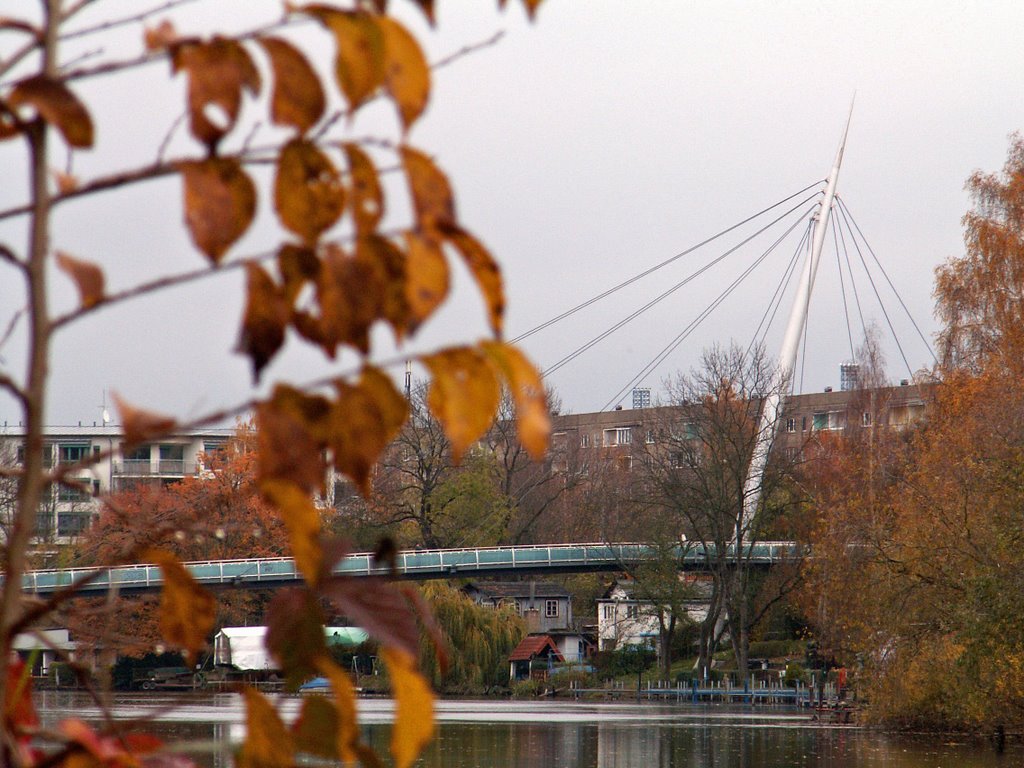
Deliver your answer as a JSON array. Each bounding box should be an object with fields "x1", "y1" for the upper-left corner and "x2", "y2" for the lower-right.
[
  {"x1": 840, "y1": 363, "x2": 860, "y2": 392},
  {"x1": 632, "y1": 388, "x2": 651, "y2": 409}
]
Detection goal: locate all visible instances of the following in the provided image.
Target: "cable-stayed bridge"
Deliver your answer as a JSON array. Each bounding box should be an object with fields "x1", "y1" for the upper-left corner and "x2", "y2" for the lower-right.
[{"x1": 20, "y1": 541, "x2": 800, "y2": 597}]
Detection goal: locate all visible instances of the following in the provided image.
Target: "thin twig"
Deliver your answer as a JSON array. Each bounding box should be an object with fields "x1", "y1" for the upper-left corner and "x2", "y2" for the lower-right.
[
  {"x1": 431, "y1": 30, "x2": 505, "y2": 70},
  {"x1": 58, "y1": 0, "x2": 200, "y2": 41},
  {"x1": 156, "y1": 110, "x2": 187, "y2": 164},
  {"x1": 0, "y1": 243, "x2": 22, "y2": 267},
  {"x1": 0, "y1": 374, "x2": 27, "y2": 408},
  {"x1": 58, "y1": 46, "x2": 104, "y2": 73},
  {"x1": 0, "y1": 308, "x2": 24, "y2": 351}
]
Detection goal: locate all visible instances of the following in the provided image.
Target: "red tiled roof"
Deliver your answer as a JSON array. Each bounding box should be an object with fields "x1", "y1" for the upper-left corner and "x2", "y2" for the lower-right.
[{"x1": 508, "y1": 635, "x2": 564, "y2": 662}]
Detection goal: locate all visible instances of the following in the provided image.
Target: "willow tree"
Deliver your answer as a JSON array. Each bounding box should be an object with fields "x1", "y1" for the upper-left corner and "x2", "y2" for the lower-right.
[{"x1": 0, "y1": 2, "x2": 547, "y2": 766}]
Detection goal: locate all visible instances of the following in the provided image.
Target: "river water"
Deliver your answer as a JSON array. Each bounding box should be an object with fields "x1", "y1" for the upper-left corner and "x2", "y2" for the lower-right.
[{"x1": 34, "y1": 692, "x2": 1013, "y2": 767}]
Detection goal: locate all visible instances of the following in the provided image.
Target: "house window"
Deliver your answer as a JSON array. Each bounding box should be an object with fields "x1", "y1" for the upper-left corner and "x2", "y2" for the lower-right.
[
  {"x1": 57, "y1": 511, "x2": 91, "y2": 536},
  {"x1": 862, "y1": 411, "x2": 872, "y2": 427},
  {"x1": 57, "y1": 481, "x2": 92, "y2": 503},
  {"x1": 801, "y1": 416, "x2": 807, "y2": 432},
  {"x1": 58, "y1": 444, "x2": 89, "y2": 464},
  {"x1": 618, "y1": 455, "x2": 632, "y2": 471},
  {"x1": 603, "y1": 428, "x2": 632, "y2": 446},
  {"x1": 786, "y1": 418, "x2": 796, "y2": 433},
  {"x1": 812, "y1": 412, "x2": 827, "y2": 431},
  {"x1": 514, "y1": 599, "x2": 522, "y2": 615},
  {"x1": 545, "y1": 600, "x2": 559, "y2": 618},
  {"x1": 602, "y1": 605, "x2": 614, "y2": 620},
  {"x1": 645, "y1": 430, "x2": 655, "y2": 444},
  {"x1": 626, "y1": 605, "x2": 639, "y2": 619},
  {"x1": 580, "y1": 433, "x2": 591, "y2": 448}
]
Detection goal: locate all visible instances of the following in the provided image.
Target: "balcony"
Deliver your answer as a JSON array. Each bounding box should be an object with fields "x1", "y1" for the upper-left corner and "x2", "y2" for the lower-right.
[{"x1": 112, "y1": 460, "x2": 196, "y2": 477}]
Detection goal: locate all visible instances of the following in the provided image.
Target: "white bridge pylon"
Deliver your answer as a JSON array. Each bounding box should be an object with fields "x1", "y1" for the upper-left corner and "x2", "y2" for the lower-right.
[{"x1": 740, "y1": 105, "x2": 854, "y2": 537}]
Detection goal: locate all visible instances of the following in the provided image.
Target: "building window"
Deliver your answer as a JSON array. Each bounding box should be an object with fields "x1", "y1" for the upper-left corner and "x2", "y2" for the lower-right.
[
  {"x1": 861, "y1": 411, "x2": 872, "y2": 427},
  {"x1": 801, "y1": 416, "x2": 807, "y2": 432},
  {"x1": 603, "y1": 428, "x2": 632, "y2": 447},
  {"x1": 514, "y1": 599, "x2": 522, "y2": 615},
  {"x1": 602, "y1": 605, "x2": 614, "y2": 620},
  {"x1": 57, "y1": 480, "x2": 92, "y2": 502},
  {"x1": 58, "y1": 444, "x2": 89, "y2": 464},
  {"x1": 812, "y1": 412, "x2": 827, "y2": 431},
  {"x1": 545, "y1": 600, "x2": 559, "y2": 618},
  {"x1": 58, "y1": 511, "x2": 91, "y2": 537},
  {"x1": 645, "y1": 430, "x2": 655, "y2": 444},
  {"x1": 626, "y1": 605, "x2": 639, "y2": 619},
  {"x1": 580, "y1": 433, "x2": 591, "y2": 448},
  {"x1": 786, "y1": 418, "x2": 796, "y2": 433}
]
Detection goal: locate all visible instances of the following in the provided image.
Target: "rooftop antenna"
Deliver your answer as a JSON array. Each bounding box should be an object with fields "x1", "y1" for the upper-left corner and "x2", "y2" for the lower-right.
[
  {"x1": 739, "y1": 100, "x2": 854, "y2": 538},
  {"x1": 99, "y1": 389, "x2": 110, "y2": 426}
]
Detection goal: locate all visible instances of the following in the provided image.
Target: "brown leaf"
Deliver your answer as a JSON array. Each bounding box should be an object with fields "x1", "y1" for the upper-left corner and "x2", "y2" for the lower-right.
[
  {"x1": 409, "y1": 0, "x2": 436, "y2": 25},
  {"x1": 144, "y1": 20, "x2": 178, "y2": 51},
  {"x1": 378, "y1": 17, "x2": 430, "y2": 132},
  {"x1": 55, "y1": 251, "x2": 105, "y2": 310},
  {"x1": 237, "y1": 264, "x2": 290, "y2": 383},
  {"x1": 422, "y1": 346, "x2": 501, "y2": 463},
  {"x1": 442, "y1": 224, "x2": 504, "y2": 337},
  {"x1": 403, "y1": 231, "x2": 448, "y2": 330},
  {"x1": 481, "y1": 341, "x2": 550, "y2": 459},
  {"x1": 113, "y1": 394, "x2": 176, "y2": 448},
  {"x1": 342, "y1": 142, "x2": 384, "y2": 236},
  {"x1": 8, "y1": 75, "x2": 93, "y2": 148},
  {"x1": 172, "y1": 37, "x2": 260, "y2": 147},
  {"x1": 178, "y1": 158, "x2": 257, "y2": 263},
  {"x1": 380, "y1": 647, "x2": 434, "y2": 768},
  {"x1": 274, "y1": 138, "x2": 345, "y2": 245},
  {"x1": 291, "y1": 695, "x2": 339, "y2": 759},
  {"x1": 319, "y1": 578, "x2": 420, "y2": 659},
  {"x1": 328, "y1": 366, "x2": 409, "y2": 495},
  {"x1": 303, "y1": 7, "x2": 385, "y2": 114},
  {"x1": 238, "y1": 689, "x2": 294, "y2": 768},
  {"x1": 51, "y1": 169, "x2": 78, "y2": 194},
  {"x1": 316, "y1": 243, "x2": 384, "y2": 354},
  {"x1": 258, "y1": 36, "x2": 325, "y2": 134},
  {"x1": 143, "y1": 548, "x2": 216, "y2": 664},
  {"x1": 266, "y1": 589, "x2": 328, "y2": 687},
  {"x1": 400, "y1": 146, "x2": 455, "y2": 234},
  {"x1": 261, "y1": 480, "x2": 323, "y2": 586},
  {"x1": 277, "y1": 243, "x2": 320, "y2": 303},
  {"x1": 256, "y1": 385, "x2": 330, "y2": 495},
  {"x1": 521, "y1": 0, "x2": 544, "y2": 20},
  {"x1": 357, "y1": 235, "x2": 409, "y2": 341}
]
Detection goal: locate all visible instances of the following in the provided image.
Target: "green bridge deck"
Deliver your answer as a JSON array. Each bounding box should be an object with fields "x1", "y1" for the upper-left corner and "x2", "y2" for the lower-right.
[{"x1": 19, "y1": 541, "x2": 800, "y2": 597}]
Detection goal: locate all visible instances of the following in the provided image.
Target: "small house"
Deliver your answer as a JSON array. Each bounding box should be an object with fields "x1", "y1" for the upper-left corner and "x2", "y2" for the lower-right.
[
  {"x1": 463, "y1": 581, "x2": 573, "y2": 633},
  {"x1": 508, "y1": 634, "x2": 564, "y2": 681}
]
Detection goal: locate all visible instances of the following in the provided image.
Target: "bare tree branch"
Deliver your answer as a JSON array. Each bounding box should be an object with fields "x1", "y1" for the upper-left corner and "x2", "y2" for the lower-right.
[{"x1": 59, "y1": 0, "x2": 199, "y2": 41}]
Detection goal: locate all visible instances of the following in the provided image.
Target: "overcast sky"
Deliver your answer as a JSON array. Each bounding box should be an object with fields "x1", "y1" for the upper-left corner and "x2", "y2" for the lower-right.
[{"x1": 2, "y1": 1, "x2": 1023, "y2": 427}]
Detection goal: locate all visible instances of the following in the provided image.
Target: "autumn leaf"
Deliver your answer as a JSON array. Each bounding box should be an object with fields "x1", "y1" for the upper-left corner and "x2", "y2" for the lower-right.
[
  {"x1": 481, "y1": 341, "x2": 550, "y2": 459},
  {"x1": 4, "y1": 660, "x2": 37, "y2": 743},
  {"x1": 258, "y1": 36, "x2": 325, "y2": 134},
  {"x1": 256, "y1": 385, "x2": 330, "y2": 494},
  {"x1": 291, "y1": 695, "x2": 339, "y2": 760},
  {"x1": 265, "y1": 589, "x2": 328, "y2": 688},
  {"x1": 55, "y1": 251, "x2": 105, "y2": 310},
  {"x1": 380, "y1": 647, "x2": 434, "y2": 768},
  {"x1": 179, "y1": 158, "x2": 257, "y2": 263},
  {"x1": 144, "y1": 19, "x2": 178, "y2": 51},
  {"x1": 400, "y1": 146, "x2": 455, "y2": 234},
  {"x1": 404, "y1": 231, "x2": 448, "y2": 330},
  {"x1": 319, "y1": 578, "x2": 421, "y2": 659},
  {"x1": 314, "y1": 657, "x2": 363, "y2": 763},
  {"x1": 303, "y1": 7, "x2": 385, "y2": 114},
  {"x1": 328, "y1": 366, "x2": 408, "y2": 495},
  {"x1": 356, "y1": 235, "x2": 409, "y2": 341},
  {"x1": 171, "y1": 37, "x2": 260, "y2": 147},
  {"x1": 342, "y1": 142, "x2": 384, "y2": 236},
  {"x1": 237, "y1": 264, "x2": 290, "y2": 383},
  {"x1": 260, "y1": 480, "x2": 323, "y2": 586},
  {"x1": 277, "y1": 244, "x2": 320, "y2": 303},
  {"x1": 422, "y1": 346, "x2": 501, "y2": 462},
  {"x1": 409, "y1": 0, "x2": 436, "y2": 25},
  {"x1": 378, "y1": 16, "x2": 430, "y2": 132},
  {"x1": 51, "y1": 169, "x2": 78, "y2": 194},
  {"x1": 316, "y1": 243, "x2": 384, "y2": 354},
  {"x1": 239, "y1": 689, "x2": 294, "y2": 768},
  {"x1": 274, "y1": 138, "x2": 345, "y2": 244},
  {"x1": 113, "y1": 394, "x2": 176, "y2": 448},
  {"x1": 8, "y1": 75, "x2": 93, "y2": 148},
  {"x1": 442, "y1": 224, "x2": 504, "y2": 337},
  {"x1": 143, "y1": 548, "x2": 216, "y2": 664}
]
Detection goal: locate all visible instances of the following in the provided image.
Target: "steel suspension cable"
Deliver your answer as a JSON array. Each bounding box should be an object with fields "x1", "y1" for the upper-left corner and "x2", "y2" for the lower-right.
[
  {"x1": 830, "y1": 213, "x2": 856, "y2": 360},
  {"x1": 512, "y1": 181, "x2": 824, "y2": 344},
  {"x1": 833, "y1": 204, "x2": 869, "y2": 343}
]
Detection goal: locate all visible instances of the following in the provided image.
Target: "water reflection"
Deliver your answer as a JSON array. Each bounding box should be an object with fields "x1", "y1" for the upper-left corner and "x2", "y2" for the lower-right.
[{"x1": 33, "y1": 692, "x2": 1012, "y2": 768}]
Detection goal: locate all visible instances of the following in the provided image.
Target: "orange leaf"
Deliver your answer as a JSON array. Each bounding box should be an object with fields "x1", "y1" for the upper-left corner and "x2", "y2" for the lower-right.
[
  {"x1": 113, "y1": 394, "x2": 176, "y2": 448},
  {"x1": 400, "y1": 146, "x2": 455, "y2": 234},
  {"x1": 380, "y1": 647, "x2": 433, "y2": 768},
  {"x1": 316, "y1": 243, "x2": 384, "y2": 354},
  {"x1": 55, "y1": 251, "x2": 105, "y2": 310},
  {"x1": 144, "y1": 20, "x2": 178, "y2": 51},
  {"x1": 5, "y1": 660, "x2": 37, "y2": 741},
  {"x1": 328, "y1": 366, "x2": 409, "y2": 495},
  {"x1": 422, "y1": 346, "x2": 500, "y2": 462},
  {"x1": 51, "y1": 169, "x2": 79, "y2": 194},
  {"x1": 315, "y1": 657, "x2": 363, "y2": 763},
  {"x1": 143, "y1": 548, "x2": 216, "y2": 664},
  {"x1": 258, "y1": 36, "x2": 325, "y2": 134},
  {"x1": 274, "y1": 138, "x2": 345, "y2": 245},
  {"x1": 256, "y1": 385, "x2": 330, "y2": 495},
  {"x1": 303, "y1": 7, "x2": 385, "y2": 114},
  {"x1": 171, "y1": 37, "x2": 260, "y2": 147},
  {"x1": 442, "y1": 224, "x2": 503, "y2": 337},
  {"x1": 481, "y1": 341, "x2": 550, "y2": 459},
  {"x1": 521, "y1": 0, "x2": 544, "y2": 20},
  {"x1": 409, "y1": 0, "x2": 436, "y2": 25},
  {"x1": 342, "y1": 142, "x2": 384, "y2": 236},
  {"x1": 239, "y1": 689, "x2": 295, "y2": 768},
  {"x1": 179, "y1": 158, "x2": 257, "y2": 263},
  {"x1": 277, "y1": 243, "x2": 320, "y2": 303},
  {"x1": 291, "y1": 695, "x2": 340, "y2": 759},
  {"x1": 378, "y1": 16, "x2": 430, "y2": 132},
  {"x1": 8, "y1": 75, "x2": 93, "y2": 148},
  {"x1": 261, "y1": 480, "x2": 323, "y2": 585},
  {"x1": 404, "y1": 231, "x2": 448, "y2": 330},
  {"x1": 237, "y1": 264, "x2": 290, "y2": 383},
  {"x1": 357, "y1": 235, "x2": 409, "y2": 341}
]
